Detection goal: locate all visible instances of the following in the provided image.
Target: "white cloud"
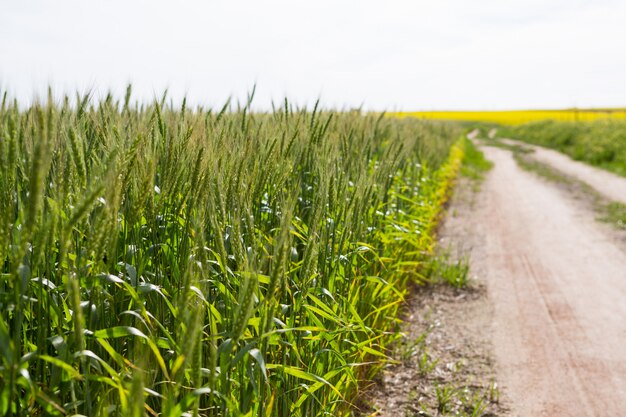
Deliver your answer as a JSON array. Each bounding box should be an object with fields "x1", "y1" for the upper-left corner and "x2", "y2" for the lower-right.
[{"x1": 1, "y1": 0, "x2": 625, "y2": 110}]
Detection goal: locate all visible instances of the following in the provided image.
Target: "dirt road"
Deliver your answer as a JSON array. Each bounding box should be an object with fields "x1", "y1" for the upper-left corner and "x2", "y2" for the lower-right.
[
  {"x1": 474, "y1": 144, "x2": 626, "y2": 416},
  {"x1": 499, "y1": 138, "x2": 626, "y2": 205}
]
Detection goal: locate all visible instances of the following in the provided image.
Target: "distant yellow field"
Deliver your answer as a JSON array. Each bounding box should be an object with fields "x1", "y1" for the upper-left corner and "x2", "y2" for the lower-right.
[{"x1": 392, "y1": 109, "x2": 626, "y2": 125}]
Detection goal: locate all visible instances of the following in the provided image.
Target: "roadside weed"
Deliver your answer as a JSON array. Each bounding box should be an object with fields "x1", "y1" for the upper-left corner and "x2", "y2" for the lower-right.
[
  {"x1": 461, "y1": 137, "x2": 493, "y2": 181},
  {"x1": 423, "y1": 252, "x2": 471, "y2": 289},
  {"x1": 435, "y1": 384, "x2": 455, "y2": 414},
  {"x1": 487, "y1": 381, "x2": 501, "y2": 404},
  {"x1": 598, "y1": 202, "x2": 626, "y2": 230},
  {"x1": 417, "y1": 350, "x2": 439, "y2": 376}
]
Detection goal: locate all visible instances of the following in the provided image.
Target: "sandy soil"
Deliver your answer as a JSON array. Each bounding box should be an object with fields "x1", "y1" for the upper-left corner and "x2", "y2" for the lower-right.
[
  {"x1": 363, "y1": 284, "x2": 503, "y2": 416},
  {"x1": 475, "y1": 145, "x2": 626, "y2": 416},
  {"x1": 499, "y1": 138, "x2": 626, "y2": 205}
]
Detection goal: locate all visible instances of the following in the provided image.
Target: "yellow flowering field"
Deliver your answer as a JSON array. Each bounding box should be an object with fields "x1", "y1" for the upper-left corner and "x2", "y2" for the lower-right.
[{"x1": 391, "y1": 109, "x2": 626, "y2": 125}]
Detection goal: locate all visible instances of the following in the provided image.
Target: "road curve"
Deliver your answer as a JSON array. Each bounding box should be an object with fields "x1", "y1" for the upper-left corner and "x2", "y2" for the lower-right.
[
  {"x1": 500, "y1": 138, "x2": 626, "y2": 205},
  {"x1": 473, "y1": 145, "x2": 626, "y2": 417}
]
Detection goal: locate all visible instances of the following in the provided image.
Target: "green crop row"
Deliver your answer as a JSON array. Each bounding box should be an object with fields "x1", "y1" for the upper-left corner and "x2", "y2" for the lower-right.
[
  {"x1": 499, "y1": 119, "x2": 626, "y2": 177},
  {"x1": 0, "y1": 89, "x2": 463, "y2": 416}
]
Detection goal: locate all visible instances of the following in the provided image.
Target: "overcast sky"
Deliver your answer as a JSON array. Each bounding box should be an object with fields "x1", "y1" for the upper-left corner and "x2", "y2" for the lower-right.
[{"x1": 1, "y1": 0, "x2": 625, "y2": 110}]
